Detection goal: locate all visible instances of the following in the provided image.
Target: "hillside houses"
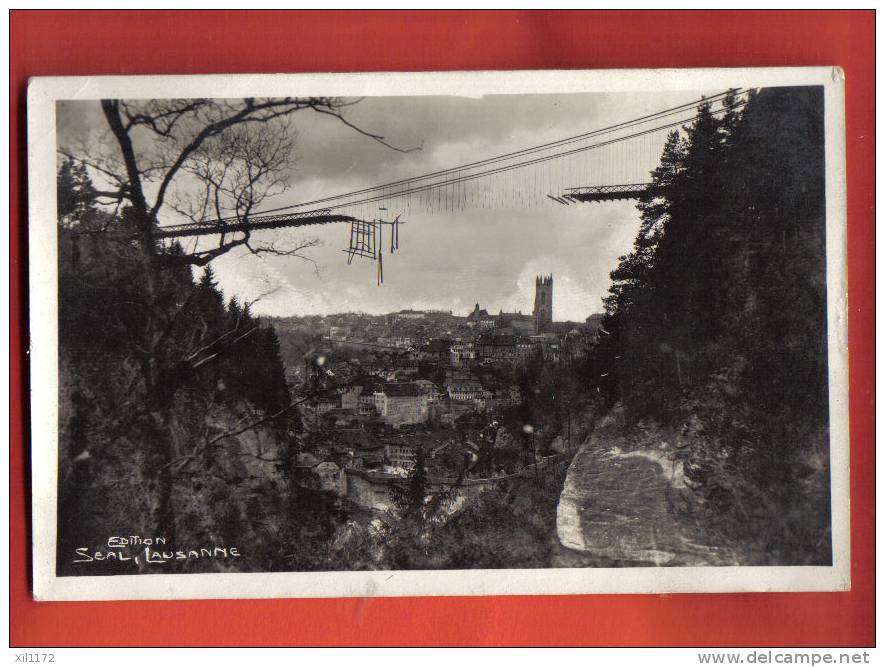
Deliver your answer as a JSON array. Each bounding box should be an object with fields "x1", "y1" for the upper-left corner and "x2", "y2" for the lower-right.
[
  {"x1": 304, "y1": 377, "x2": 430, "y2": 428},
  {"x1": 384, "y1": 442, "x2": 418, "y2": 470},
  {"x1": 495, "y1": 310, "x2": 535, "y2": 335},
  {"x1": 446, "y1": 378, "x2": 487, "y2": 402},
  {"x1": 466, "y1": 303, "x2": 496, "y2": 330},
  {"x1": 374, "y1": 382, "x2": 429, "y2": 428},
  {"x1": 285, "y1": 295, "x2": 598, "y2": 493},
  {"x1": 413, "y1": 378, "x2": 445, "y2": 403},
  {"x1": 450, "y1": 338, "x2": 476, "y2": 366}
]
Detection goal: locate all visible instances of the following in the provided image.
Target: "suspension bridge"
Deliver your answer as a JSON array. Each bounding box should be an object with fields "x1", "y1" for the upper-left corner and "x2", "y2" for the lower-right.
[{"x1": 155, "y1": 90, "x2": 749, "y2": 281}]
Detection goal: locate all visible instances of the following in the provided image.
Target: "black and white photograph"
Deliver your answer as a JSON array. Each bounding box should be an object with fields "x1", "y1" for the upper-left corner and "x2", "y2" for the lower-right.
[{"x1": 27, "y1": 68, "x2": 849, "y2": 600}]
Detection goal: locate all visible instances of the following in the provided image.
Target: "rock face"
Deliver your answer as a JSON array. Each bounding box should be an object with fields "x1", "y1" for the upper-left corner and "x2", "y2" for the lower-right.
[{"x1": 556, "y1": 422, "x2": 730, "y2": 567}]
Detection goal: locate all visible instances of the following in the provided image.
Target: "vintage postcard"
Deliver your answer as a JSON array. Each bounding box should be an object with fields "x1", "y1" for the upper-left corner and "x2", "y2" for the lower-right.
[{"x1": 27, "y1": 67, "x2": 849, "y2": 600}]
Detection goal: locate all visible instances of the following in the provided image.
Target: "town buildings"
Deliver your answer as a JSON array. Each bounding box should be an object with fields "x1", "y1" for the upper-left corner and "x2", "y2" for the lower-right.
[
  {"x1": 384, "y1": 442, "x2": 418, "y2": 470},
  {"x1": 287, "y1": 272, "x2": 599, "y2": 487},
  {"x1": 373, "y1": 382, "x2": 429, "y2": 428}
]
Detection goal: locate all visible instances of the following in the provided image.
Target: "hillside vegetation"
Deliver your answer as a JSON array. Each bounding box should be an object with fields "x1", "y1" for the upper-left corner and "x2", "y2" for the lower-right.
[
  {"x1": 581, "y1": 87, "x2": 831, "y2": 564},
  {"x1": 57, "y1": 161, "x2": 311, "y2": 574}
]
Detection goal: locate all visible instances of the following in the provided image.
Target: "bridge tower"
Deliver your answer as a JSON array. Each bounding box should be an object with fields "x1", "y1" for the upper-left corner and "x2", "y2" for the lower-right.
[{"x1": 533, "y1": 275, "x2": 553, "y2": 334}]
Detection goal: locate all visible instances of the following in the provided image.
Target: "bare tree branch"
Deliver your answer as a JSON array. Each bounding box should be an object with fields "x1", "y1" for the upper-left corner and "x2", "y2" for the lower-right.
[
  {"x1": 71, "y1": 96, "x2": 416, "y2": 244},
  {"x1": 243, "y1": 237, "x2": 323, "y2": 276},
  {"x1": 308, "y1": 103, "x2": 423, "y2": 153}
]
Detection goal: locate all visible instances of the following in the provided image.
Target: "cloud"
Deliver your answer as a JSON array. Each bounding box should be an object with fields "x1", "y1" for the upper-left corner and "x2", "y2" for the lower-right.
[{"x1": 55, "y1": 89, "x2": 711, "y2": 321}]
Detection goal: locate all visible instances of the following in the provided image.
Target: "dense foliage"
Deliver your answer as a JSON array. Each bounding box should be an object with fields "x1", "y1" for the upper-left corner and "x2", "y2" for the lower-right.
[
  {"x1": 587, "y1": 87, "x2": 831, "y2": 564},
  {"x1": 57, "y1": 159, "x2": 298, "y2": 574}
]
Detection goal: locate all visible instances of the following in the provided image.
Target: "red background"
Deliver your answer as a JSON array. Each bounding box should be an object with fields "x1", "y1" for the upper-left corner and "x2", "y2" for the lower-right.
[{"x1": 9, "y1": 10, "x2": 875, "y2": 647}]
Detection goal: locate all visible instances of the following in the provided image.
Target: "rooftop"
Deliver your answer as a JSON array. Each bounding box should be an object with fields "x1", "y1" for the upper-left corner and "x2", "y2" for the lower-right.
[
  {"x1": 380, "y1": 382, "x2": 425, "y2": 398},
  {"x1": 448, "y1": 379, "x2": 484, "y2": 391}
]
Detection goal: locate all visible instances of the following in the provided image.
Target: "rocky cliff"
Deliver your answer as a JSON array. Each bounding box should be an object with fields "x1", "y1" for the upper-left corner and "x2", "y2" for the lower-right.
[{"x1": 555, "y1": 410, "x2": 734, "y2": 567}]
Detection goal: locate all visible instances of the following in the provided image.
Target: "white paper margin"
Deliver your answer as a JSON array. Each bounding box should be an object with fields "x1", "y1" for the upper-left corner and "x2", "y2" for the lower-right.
[{"x1": 27, "y1": 67, "x2": 850, "y2": 601}]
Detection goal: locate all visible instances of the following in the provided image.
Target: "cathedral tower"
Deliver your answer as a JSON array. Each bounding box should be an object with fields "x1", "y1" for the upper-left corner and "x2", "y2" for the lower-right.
[{"x1": 533, "y1": 275, "x2": 553, "y2": 334}]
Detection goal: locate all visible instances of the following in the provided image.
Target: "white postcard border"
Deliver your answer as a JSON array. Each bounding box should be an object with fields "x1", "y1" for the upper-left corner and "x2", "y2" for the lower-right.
[{"x1": 27, "y1": 67, "x2": 850, "y2": 601}]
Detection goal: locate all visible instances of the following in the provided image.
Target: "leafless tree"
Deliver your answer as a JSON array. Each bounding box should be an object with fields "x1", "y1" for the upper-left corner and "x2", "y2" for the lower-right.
[
  {"x1": 71, "y1": 96, "x2": 411, "y2": 379},
  {"x1": 59, "y1": 96, "x2": 414, "y2": 544},
  {"x1": 63, "y1": 97, "x2": 412, "y2": 265}
]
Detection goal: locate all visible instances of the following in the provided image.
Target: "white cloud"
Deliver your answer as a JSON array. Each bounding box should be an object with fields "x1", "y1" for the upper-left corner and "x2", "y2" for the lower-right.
[{"x1": 58, "y1": 90, "x2": 704, "y2": 321}]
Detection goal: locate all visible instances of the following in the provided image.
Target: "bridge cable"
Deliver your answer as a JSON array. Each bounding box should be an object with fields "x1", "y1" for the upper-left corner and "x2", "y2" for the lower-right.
[{"x1": 238, "y1": 89, "x2": 745, "y2": 217}]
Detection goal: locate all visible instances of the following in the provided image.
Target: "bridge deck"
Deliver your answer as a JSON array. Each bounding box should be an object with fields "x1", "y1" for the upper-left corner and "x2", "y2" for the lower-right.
[
  {"x1": 125, "y1": 183, "x2": 655, "y2": 242},
  {"x1": 154, "y1": 211, "x2": 357, "y2": 239},
  {"x1": 561, "y1": 183, "x2": 651, "y2": 203}
]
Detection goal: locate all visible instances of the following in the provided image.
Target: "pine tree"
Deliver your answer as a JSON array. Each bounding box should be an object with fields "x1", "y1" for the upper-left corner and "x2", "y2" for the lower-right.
[
  {"x1": 57, "y1": 158, "x2": 98, "y2": 224},
  {"x1": 591, "y1": 86, "x2": 831, "y2": 563}
]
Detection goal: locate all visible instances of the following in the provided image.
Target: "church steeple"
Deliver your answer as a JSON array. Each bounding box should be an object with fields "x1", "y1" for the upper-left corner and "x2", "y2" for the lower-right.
[{"x1": 533, "y1": 274, "x2": 553, "y2": 333}]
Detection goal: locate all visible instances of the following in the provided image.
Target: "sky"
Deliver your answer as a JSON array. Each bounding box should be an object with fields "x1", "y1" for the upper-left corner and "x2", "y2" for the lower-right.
[{"x1": 57, "y1": 89, "x2": 709, "y2": 321}]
